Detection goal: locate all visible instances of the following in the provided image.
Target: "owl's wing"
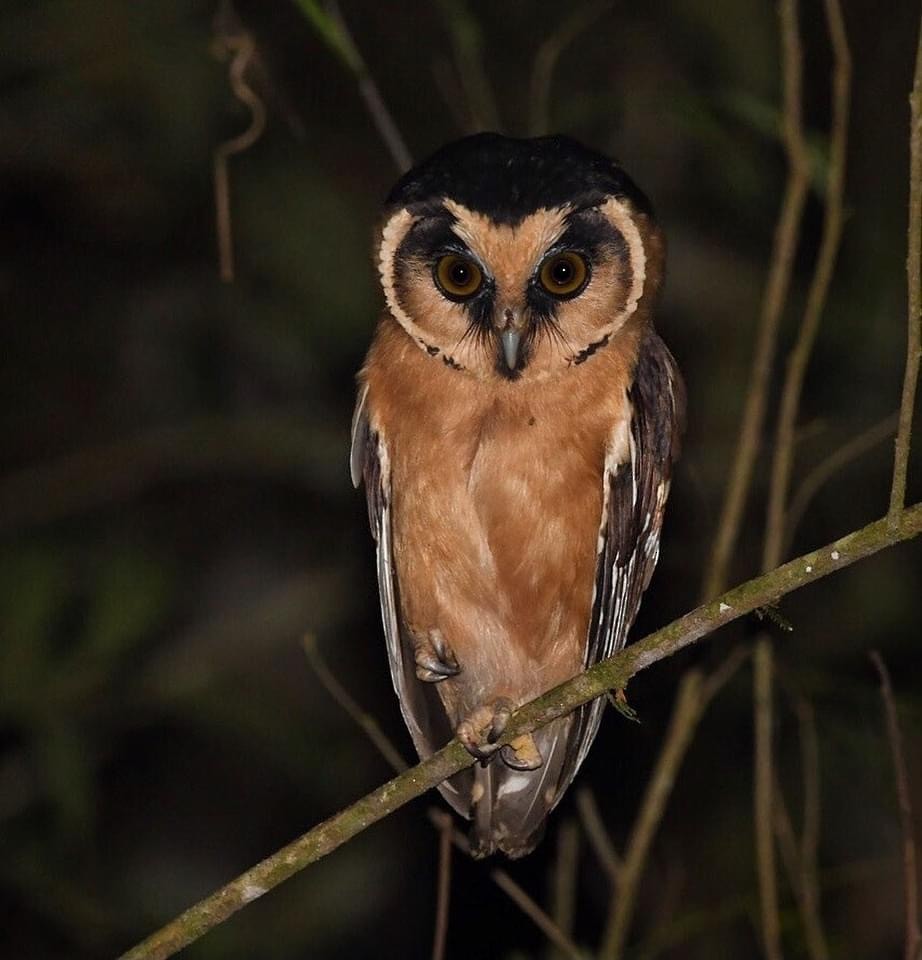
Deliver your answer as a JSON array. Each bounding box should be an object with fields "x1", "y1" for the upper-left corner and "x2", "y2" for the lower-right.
[
  {"x1": 350, "y1": 385, "x2": 471, "y2": 813},
  {"x1": 558, "y1": 329, "x2": 686, "y2": 798}
]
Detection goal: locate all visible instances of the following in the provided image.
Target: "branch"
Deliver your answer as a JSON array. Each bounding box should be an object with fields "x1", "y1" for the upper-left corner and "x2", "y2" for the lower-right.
[
  {"x1": 869, "y1": 651, "x2": 921, "y2": 960},
  {"x1": 599, "y1": 652, "x2": 746, "y2": 960},
  {"x1": 575, "y1": 787, "x2": 623, "y2": 885},
  {"x1": 763, "y1": 0, "x2": 851, "y2": 572},
  {"x1": 702, "y1": 0, "x2": 812, "y2": 600},
  {"x1": 753, "y1": 639, "x2": 783, "y2": 960},
  {"x1": 890, "y1": 14, "x2": 922, "y2": 520},
  {"x1": 527, "y1": 1, "x2": 613, "y2": 136},
  {"x1": 431, "y1": 812, "x2": 452, "y2": 960},
  {"x1": 784, "y1": 414, "x2": 898, "y2": 554},
  {"x1": 212, "y1": 5, "x2": 267, "y2": 283},
  {"x1": 291, "y1": 0, "x2": 412, "y2": 173},
  {"x1": 0, "y1": 417, "x2": 334, "y2": 533},
  {"x1": 116, "y1": 504, "x2": 922, "y2": 960}
]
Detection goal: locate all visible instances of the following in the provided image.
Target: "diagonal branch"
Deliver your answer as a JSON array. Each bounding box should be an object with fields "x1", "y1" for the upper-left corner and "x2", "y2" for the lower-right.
[
  {"x1": 869, "y1": 651, "x2": 921, "y2": 960},
  {"x1": 599, "y1": 650, "x2": 747, "y2": 960},
  {"x1": 702, "y1": 0, "x2": 812, "y2": 600},
  {"x1": 762, "y1": 0, "x2": 852, "y2": 573},
  {"x1": 117, "y1": 504, "x2": 922, "y2": 960},
  {"x1": 890, "y1": 15, "x2": 922, "y2": 520}
]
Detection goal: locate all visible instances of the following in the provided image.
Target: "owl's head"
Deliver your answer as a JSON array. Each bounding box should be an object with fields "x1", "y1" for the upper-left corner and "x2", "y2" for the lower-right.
[{"x1": 376, "y1": 133, "x2": 663, "y2": 382}]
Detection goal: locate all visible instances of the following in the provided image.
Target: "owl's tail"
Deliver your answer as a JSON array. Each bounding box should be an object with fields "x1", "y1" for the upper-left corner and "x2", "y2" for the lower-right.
[{"x1": 465, "y1": 716, "x2": 573, "y2": 859}]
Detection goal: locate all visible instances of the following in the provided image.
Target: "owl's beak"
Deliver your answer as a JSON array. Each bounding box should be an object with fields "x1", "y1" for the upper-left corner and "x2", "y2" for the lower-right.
[
  {"x1": 501, "y1": 329, "x2": 521, "y2": 371},
  {"x1": 497, "y1": 308, "x2": 525, "y2": 371}
]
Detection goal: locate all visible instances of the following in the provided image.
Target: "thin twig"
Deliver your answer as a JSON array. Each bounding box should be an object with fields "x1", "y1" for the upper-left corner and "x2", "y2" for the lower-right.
[
  {"x1": 305, "y1": 637, "x2": 579, "y2": 956},
  {"x1": 115, "y1": 504, "x2": 922, "y2": 960},
  {"x1": 702, "y1": 0, "x2": 812, "y2": 600},
  {"x1": 548, "y1": 818, "x2": 580, "y2": 960},
  {"x1": 434, "y1": 0, "x2": 502, "y2": 132},
  {"x1": 890, "y1": 14, "x2": 922, "y2": 520},
  {"x1": 528, "y1": 1, "x2": 613, "y2": 136},
  {"x1": 763, "y1": 0, "x2": 852, "y2": 572},
  {"x1": 575, "y1": 787, "x2": 623, "y2": 885},
  {"x1": 599, "y1": 651, "x2": 748, "y2": 960},
  {"x1": 292, "y1": 0, "x2": 411, "y2": 172},
  {"x1": 431, "y1": 811, "x2": 453, "y2": 960},
  {"x1": 754, "y1": 638, "x2": 783, "y2": 960},
  {"x1": 301, "y1": 634, "x2": 409, "y2": 774},
  {"x1": 869, "y1": 651, "x2": 921, "y2": 960},
  {"x1": 796, "y1": 699, "x2": 829, "y2": 960},
  {"x1": 0, "y1": 417, "x2": 338, "y2": 533},
  {"x1": 491, "y1": 869, "x2": 588, "y2": 960},
  {"x1": 784, "y1": 414, "x2": 899, "y2": 554},
  {"x1": 212, "y1": 8, "x2": 267, "y2": 283}
]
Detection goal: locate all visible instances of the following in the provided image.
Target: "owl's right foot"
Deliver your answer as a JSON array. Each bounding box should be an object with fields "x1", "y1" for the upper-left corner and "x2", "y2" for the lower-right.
[
  {"x1": 414, "y1": 628, "x2": 460, "y2": 682},
  {"x1": 456, "y1": 698, "x2": 515, "y2": 762}
]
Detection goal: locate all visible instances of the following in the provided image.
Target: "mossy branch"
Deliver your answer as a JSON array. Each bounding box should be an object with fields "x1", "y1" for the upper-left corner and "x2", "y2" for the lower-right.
[{"x1": 118, "y1": 503, "x2": 922, "y2": 960}]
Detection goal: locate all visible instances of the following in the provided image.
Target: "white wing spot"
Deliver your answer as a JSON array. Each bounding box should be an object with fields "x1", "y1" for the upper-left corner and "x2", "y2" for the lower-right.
[
  {"x1": 719, "y1": 602, "x2": 731, "y2": 613},
  {"x1": 831, "y1": 550, "x2": 840, "y2": 560},
  {"x1": 805, "y1": 564, "x2": 813, "y2": 573}
]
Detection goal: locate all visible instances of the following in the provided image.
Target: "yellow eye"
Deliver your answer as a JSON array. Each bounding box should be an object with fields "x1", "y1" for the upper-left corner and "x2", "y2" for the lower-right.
[
  {"x1": 434, "y1": 254, "x2": 483, "y2": 300},
  {"x1": 539, "y1": 251, "x2": 589, "y2": 298}
]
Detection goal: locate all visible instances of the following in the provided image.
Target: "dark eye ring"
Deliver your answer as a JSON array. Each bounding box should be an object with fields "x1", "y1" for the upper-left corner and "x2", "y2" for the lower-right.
[
  {"x1": 434, "y1": 254, "x2": 483, "y2": 301},
  {"x1": 538, "y1": 251, "x2": 590, "y2": 298}
]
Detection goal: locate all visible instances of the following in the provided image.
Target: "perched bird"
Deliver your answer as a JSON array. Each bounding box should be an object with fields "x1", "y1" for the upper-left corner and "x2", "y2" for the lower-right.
[{"x1": 352, "y1": 134, "x2": 684, "y2": 858}]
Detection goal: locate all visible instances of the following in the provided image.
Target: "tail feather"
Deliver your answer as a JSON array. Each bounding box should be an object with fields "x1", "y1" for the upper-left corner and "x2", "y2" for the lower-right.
[{"x1": 467, "y1": 716, "x2": 573, "y2": 859}]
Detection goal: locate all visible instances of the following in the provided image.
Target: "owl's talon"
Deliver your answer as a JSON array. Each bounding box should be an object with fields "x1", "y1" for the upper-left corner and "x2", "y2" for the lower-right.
[
  {"x1": 414, "y1": 628, "x2": 460, "y2": 682},
  {"x1": 457, "y1": 698, "x2": 516, "y2": 761}
]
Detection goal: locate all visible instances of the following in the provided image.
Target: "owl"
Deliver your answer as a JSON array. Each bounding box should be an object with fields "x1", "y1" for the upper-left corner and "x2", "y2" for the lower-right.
[{"x1": 351, "y1": 133, "x2": 685, "y2": 858}]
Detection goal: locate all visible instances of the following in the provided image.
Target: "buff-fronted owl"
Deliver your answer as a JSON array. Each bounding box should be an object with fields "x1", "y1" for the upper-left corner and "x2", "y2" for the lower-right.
[{"x1": 352, "y1": 133, "x2": 685, "y2": 858}]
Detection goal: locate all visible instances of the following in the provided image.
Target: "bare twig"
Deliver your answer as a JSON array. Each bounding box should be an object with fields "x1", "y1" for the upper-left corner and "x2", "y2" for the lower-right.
[
  {"x1": 528, "y1": 1, "x2": 613, "y2": 136},
  {"x1": 575, "y1": 788, "x2": 623, "y2": 885},
  {"x1": 548, "y1": 818, "x2": 580, "y2": 960},
  {"x1": 434, "y1": 0, "x2": 502, "y2": 132},
  {"x1": 0, "y1": 417, "x2": 338, "y2": 533},
  {"x1": 599, "y1": 650, "x2": 748, "y2": 960},
  {"x1": 754, "y1": 639, "x2": 783, "y2": 960},
  {"x1": 795, "y1": 699, "x2": 829, "y2": 960},
  {"x1": 870, "y1": 651, "x2": 921, "y2": 960},
  {"x1": 212, "y1": 6, "x2": 267, "y2": 283},
  {"x1": 763, "y1": 0, "x2": 852, "y2": 572},
  {"x1": 784, "y1": 414, "x2": 899, "y2": 553},
  {"x1": 491, "y1": 869, "x2": 587, "y2": 960},
  {"x1": 771, "y1": 702, "x2": 829, "y2": 960},
  {"x1": 292, "y1": 0, "x2": 411, "y2": 172},
  {"x1": 431, "y1": 812, "x2": 453, "y2": 960},
  {"x1": 301, "y1": 635, "x2": 409, "y2": 775},
  {"x1": 702, "y1": 0, "x2": 812, "y2": 600},
  {"x1": 306, "y1": 637, "x2": 580, "y2": 956},
  {"x1": 116, "y1": 504, "x2": 922, "y2": 960},
  {"x1": 890, "y1": 15, "x2": 922, "y2": 520}
]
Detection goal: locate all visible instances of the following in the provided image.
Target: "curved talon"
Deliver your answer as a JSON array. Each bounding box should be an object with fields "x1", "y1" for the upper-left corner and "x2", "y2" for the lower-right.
[
  {"x1": 414, "y1": 629, "x2": 460, "y2": 682},
  {"x1": 486, "y1": 698, "x2": 514, "y2": 744},
  {"x1": 457, "y1": 718, "x2": 500, "y2": 761}
]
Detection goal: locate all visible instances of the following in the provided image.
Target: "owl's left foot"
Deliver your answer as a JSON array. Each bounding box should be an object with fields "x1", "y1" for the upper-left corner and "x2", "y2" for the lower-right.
[
  {"x1": 456, "y1": 698, "x2": 514, "y2": 762},
  {"x1": 414, "y1": 628, "x2": 460, "y2": 683}
]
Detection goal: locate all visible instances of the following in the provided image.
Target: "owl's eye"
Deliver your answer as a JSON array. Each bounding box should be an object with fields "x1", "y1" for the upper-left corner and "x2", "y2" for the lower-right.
[
  {"x1": 538, "y1": 251, "x2": 589, "y2": 298},
  {"x1": 434, "y1": 254, "x2": 483, "y2": 301}
]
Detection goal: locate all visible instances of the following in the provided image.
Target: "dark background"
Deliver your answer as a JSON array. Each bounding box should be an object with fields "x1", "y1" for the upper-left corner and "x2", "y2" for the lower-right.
[{"x1": 2, "y1": 1, "x2": 921, "y2": 957}]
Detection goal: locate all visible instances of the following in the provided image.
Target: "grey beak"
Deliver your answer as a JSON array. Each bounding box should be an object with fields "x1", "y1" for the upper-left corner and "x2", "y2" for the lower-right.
[{"x1": 501, "y1": 329, "x2": 521, "y2": 371}]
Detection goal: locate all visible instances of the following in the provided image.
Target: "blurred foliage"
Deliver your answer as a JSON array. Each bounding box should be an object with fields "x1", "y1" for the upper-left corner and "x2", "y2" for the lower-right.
[{"x1": 1, "y1": 1, "x2": 921, "y2": 958}]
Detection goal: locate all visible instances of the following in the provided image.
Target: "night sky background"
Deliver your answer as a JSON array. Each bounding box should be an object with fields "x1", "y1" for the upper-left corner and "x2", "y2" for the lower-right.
[{"x1": 2, "y1": 2, "x2": 921, "y2": 958}]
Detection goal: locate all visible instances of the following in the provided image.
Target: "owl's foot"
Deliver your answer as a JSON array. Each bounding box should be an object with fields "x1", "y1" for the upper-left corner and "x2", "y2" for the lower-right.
[
  {"x1": 501, "y1": 733, "x2": 543, "y2": 770},
  {"x1": 414, "y1": 629, "x2": 460, "y2": 683},
  {"x1": 456, "y1": 697, "x2": 514, "y2": 762}
]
